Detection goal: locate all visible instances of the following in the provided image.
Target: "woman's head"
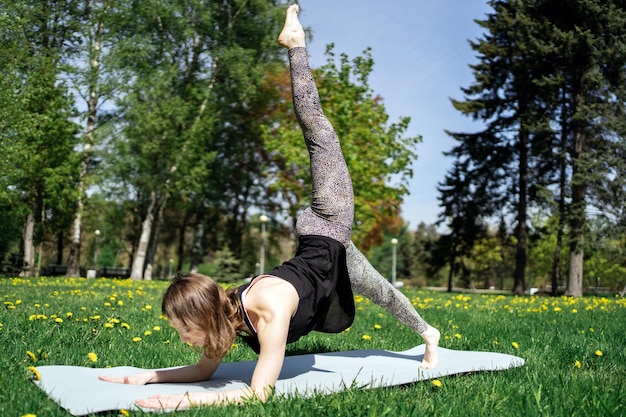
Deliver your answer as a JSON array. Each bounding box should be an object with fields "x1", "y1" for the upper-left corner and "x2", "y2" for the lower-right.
[{"x1": 162, "y1": 272, "x2": 242, "y2": 359}]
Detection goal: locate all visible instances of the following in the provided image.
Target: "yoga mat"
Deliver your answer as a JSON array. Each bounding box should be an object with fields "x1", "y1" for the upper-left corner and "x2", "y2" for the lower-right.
[{"x1": 33, "y1": 345, "x2": 524, "y2": 415}]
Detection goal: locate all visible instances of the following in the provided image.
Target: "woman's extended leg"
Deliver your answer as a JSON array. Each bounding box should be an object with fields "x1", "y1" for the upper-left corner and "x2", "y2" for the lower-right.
[
  {"x1": 346, "y1": 241, "x2": 440, "y2": 369},
  {"x1": 279, "y1": 5, "x2": 353, "y2": 246}
]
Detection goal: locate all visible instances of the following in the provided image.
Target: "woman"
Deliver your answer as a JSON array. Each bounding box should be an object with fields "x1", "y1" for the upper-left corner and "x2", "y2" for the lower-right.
[{"x1": 99, "y1": 5, "x2": 439, "y2": 409}]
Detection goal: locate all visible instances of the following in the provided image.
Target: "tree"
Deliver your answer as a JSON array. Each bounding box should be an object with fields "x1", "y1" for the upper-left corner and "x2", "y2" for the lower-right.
[
  {"x1": 65, "y1": 0, "x2": 121, "y2": 277},
  {"x1": 444, "y1": 0, "x2": 554, "y2": 295},
  {"x1": 0, "y1": 0, "x2": 81, "y2": 276}
]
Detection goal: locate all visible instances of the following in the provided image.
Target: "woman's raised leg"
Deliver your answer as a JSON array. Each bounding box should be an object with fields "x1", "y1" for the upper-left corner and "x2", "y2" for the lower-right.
[{"x1": 279, "y1": 5, "x2": 354, "y2": 246}]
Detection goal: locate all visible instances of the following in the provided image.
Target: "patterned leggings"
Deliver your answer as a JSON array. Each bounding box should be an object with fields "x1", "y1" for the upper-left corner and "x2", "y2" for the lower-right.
[{"x1": 289, "y1": 47, "x2": 429, "y2": 335}]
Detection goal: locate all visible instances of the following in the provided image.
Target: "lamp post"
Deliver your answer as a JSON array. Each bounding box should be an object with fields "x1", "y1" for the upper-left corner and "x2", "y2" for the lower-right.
[
  {"x1": 93, "y1": 229, "x2": 101, "y2": 274},
  {"x1": 259, "y1": 215, "x2": 268, "y2": 275},
  {"x1": 391, "y1": 238, "x2": 398, "y2": 287}
]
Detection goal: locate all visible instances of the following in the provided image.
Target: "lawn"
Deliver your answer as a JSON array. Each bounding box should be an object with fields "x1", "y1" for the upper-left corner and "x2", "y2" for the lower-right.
[{"x1": 2, "y1": 276, "x2": 624, "y2": 417}]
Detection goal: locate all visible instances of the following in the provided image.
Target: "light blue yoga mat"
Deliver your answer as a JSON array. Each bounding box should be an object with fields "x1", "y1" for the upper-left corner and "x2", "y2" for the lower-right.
[{"x1": 33, "y1": 345, "x2": 524, "y2": 415}]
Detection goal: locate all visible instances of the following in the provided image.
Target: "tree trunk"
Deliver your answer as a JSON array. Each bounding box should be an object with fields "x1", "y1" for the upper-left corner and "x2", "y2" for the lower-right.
[
  {"x1": 66, "y1": 188, "x2": 85, "y2": 277},
  {"x1": 565, "y1": 129, "x2": 586, "y2": 297},
  {"x1": 130, "y1": 191, "x2": 157, "y2": 280},
  {"x1": 513, "y1": 126, "x2": 529, "y2": 295},
  {"x1": 20, "y1": 210, "x2": 36, "y2": 277},
  {"x1": 144, "y1": 195, "x2": 167, "y2": 280}
]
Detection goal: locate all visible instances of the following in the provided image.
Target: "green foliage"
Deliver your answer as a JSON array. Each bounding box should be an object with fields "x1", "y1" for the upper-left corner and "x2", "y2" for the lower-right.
[
  {"x1": 207, "y1": 245, "x2": 241, "y2": 284},
  {"x1": 2, "y1": 277, "x2": 625, "y2": 416}
]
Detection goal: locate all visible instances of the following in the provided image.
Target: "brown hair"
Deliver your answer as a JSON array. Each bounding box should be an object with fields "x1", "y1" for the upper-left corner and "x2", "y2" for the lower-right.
[{"x1": 162, "y1": 272, "x2": 244, "y2": 359}]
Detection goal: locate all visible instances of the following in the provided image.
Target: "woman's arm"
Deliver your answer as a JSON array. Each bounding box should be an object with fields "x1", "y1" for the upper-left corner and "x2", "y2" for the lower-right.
[
  {"x1": 98, "y1": 353, "x2": 221, "y2": 385},
  {"x1": 133, "y1": 316, "x2": 291, "y2": 409}
]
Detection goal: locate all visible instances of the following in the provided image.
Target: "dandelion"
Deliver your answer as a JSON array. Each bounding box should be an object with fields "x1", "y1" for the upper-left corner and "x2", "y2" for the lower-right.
[
  {"x1": 574, "y1": 360, "x2": 581, "y2": 368},
  {"x1": 28, "y1": 366, "x2": 41, "y2": 381},
  {"x1": 21, "y1": 414, "x2": 37, "y2": 417},
  {"x1": 87, "y1": 352, "x2": 98, "y2": 363},
  {"x1": 26, "y1": 351, "x2": 37, "y2": 362},
  {"x1": 432, "y1": 379, "x2": 442, "y2": 388},
  {"x1": 493, "y1": 340, "x2": 499, "y2": 347},
  {"x1": 362, "y1": 334, "x2": 372, "y2": 341},
  {"x1": 132, "y1": 337, "x2": 142, "y2": 342},
  {"x1": 595, "y1": 350, "x2": 603, "y2": 357},
  {"x1": 454, "y1": 333, "x2": 462, "y2": 339},
  {"x1": 144, "y1": 330, "x2": 152, "y2": 336},
  {"x1": 374, "y1": 324, "x2": 382, "y2": 330},
  {"x1": 54, "y1": 318, "x2": 63, "y2": 323},
  {"x1": 121, "y1": 323, "x2": 130, "y2": 330},
  {"x1": 511, "y1": 342, "x2": 519, "y2": 349},
  {"x1": 119, "y1": 410, "x2": 130, "y2": 417},
  {"x1": 117, "y1": 300, "x2": 124, "y2": 306},
  {"x1": 153, "y1": 326, "x2": 161, "y2": 331}
]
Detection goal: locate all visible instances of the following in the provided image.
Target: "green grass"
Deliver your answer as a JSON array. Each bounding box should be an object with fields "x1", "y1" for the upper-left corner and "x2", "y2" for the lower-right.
[{"x1": 2, "y1": 277, "x2": 625, "y2": 417}]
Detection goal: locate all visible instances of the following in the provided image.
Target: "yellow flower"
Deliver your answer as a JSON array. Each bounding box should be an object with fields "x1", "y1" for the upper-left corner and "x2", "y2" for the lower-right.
[
  {"x1": 121, "y1": 323, "x2": 130, "y2": 330},
  {"x1": 454, "y1": 333, "x2": 462, "y2": 339},
  {"x1": 117, "y1": 300, "x2": 124, "y2": 306},
  {"x1": 574, "y1": 360, "x2": 581, "y2": 368},
  {"x1": 21, "y1": 414, "x2": 37, "y2": 417},
  {"x1": 119, "y1": 410, "x2": 130, "y2": 417},
  {"x1": 431, "y1": 379, "x2": 443, "y2": 388},
  {"x1": 54, "y1": 318, "x2": 63, "y2": 323},
  {"x1": 511, "y1": 342, "x2": 519, "y2": 349},
  {"x1": 144, "y1": 330, "x2": 152, "y2": 336},
  {"x1": 26, "y1": 351, "x2": 37, "y2": 362},
  {"x1": 132, "y1": 337, "x2": 142, "y2": 342},
  {"x1": 595, "y1": 350, "x2": 603, "y2": 357},
  {"x1": 153, "y1": 326, "x2": 161, "y2": 331},
  {"x1": 362, "y1": 334, "x2": 372, "y2": 341},
  {"x1": 374, "y1": 324, "x2": 382, "y2": 330},
  {"x1": 87, "y1": 352, "x2": 98, "y2": 363},
  {"x1": 28, "y1": 366, "x2": 41, "y2": 381}
]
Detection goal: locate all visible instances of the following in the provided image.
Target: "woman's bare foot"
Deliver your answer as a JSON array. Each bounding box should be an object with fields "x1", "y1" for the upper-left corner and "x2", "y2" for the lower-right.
[
  {"x1": 278, "y1": 4, "x2": 306, "y2": 49},
  {"x1": 420, "y1": 325, "x2": 440, "y2": 369}
]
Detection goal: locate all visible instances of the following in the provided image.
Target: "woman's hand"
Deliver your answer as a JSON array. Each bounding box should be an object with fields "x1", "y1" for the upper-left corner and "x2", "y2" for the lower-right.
[{"x1": 98, "y1": 371, "x2": 155, "y2": 385}]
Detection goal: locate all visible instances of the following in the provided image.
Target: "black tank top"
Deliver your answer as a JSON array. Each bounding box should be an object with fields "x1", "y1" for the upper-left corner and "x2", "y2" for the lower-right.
[{"x1": 238, "y1": 235, "x2": 355, "y2": 353}]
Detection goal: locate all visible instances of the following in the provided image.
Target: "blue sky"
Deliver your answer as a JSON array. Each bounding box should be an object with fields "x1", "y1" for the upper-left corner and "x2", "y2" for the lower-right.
[{"x1": 297, "y1": 0, "x2": 492, "y2": 229}]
